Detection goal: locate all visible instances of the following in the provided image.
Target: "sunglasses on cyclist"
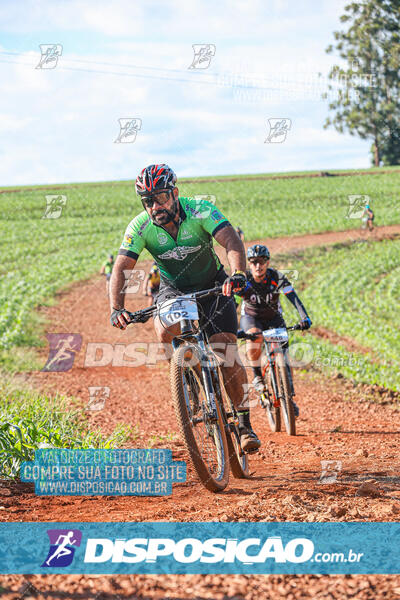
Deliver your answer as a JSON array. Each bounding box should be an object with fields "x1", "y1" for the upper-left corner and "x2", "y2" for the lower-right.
[
  {"x1": 141, "y1": 190, "x2": 172, "y2": 208},
  {"x1": 249, "y1": 257, "x2": 268, "y2": 265}
]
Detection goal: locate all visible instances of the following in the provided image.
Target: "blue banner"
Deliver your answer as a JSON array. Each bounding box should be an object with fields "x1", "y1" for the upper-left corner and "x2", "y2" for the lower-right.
[
  {"x1": 0, "y1": 522, "x2": 399, "y2": 574},
  {"x1": 20, "y1": 449, "x2": 186, "y2": 496}
]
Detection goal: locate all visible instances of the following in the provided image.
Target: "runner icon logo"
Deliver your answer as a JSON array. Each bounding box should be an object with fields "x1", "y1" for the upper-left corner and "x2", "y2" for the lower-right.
[
  {"x1": 41, "y1": 529, "x2": 82, "y2": 567},
  {"x1": 36, "y1": 44, "x2": 63, "y2": 69},
  {"x1": 347, "y1": 195, "x2": 370, "y2": 219},
  {"x1": 114, "y1": 118, "x2": 142, "y2": 144},
  {"x1": 188, "y1": 44, "x2": 216, "y2": 70},
  {"x1": 265, "y1": 118, "x2": 291, "y2": 143},
  {"x1": 42, "y1": 195, "x2": 67, "y2": 219},
  {"x1": 42, "y1": 333, "x2": 82, "y2": 372}
]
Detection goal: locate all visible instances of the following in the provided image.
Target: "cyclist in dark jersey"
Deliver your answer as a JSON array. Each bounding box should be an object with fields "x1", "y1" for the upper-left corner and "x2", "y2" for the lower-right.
[
  {"x1": 109, "y1": 164, "x2": 260, "y2": 452},
  {"x1": 364, "y1": 204, "x2": 374, "y2": 231},
  {"x1": 236, "y1": 244, "x2": 312, "y2": 416}
]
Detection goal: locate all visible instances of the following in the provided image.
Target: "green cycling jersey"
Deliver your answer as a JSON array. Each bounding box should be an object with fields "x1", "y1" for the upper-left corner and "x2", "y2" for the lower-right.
[
  {"x1": 102, "y1": 259, "x2": 114, "y2": 275},
  {"x1": 119, "y1": 197, "x2": 230, "y2": 291}
]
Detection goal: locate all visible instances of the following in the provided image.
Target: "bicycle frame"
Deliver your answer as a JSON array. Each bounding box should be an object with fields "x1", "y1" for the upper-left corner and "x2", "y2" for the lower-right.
[
  {"x1": 170, "y1": 310, "x2": 243, "y2": 451},
  {"x1": 261, "y1": 339, "x2": 282, "y2": 407},
  {"x1": 171, "y1": 322, "x2": 220, "y2": 424}
]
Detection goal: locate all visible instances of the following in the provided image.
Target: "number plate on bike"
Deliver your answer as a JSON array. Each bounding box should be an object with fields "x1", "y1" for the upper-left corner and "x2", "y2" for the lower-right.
[
  {"x1": 262, "y1": 327, "x2": 288, "y2": 342},
  {"x1": 159, "y1": 296, "x2": 199, "y2": 325}
]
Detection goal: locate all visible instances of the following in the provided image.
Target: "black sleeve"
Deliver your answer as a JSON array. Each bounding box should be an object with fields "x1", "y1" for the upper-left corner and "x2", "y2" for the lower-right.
[
  {"x1": 285, "y1": 290, "x2": 309, "y2": 321},
  {"x1": 274, "y1": 269, "x2": 309, "y2": 320}
]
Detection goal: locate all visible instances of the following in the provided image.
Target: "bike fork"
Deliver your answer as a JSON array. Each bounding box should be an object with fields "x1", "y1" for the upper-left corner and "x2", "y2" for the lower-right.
[
  {"x1": 199, "y1": 354, "x2": 219, "y2": 423},
  {"x1": 265, "y1": 344, "x2": 281, "y2": 408}
]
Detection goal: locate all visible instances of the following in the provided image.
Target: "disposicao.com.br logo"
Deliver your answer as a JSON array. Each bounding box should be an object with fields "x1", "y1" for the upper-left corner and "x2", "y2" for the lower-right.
[
  {"x1": 39, "y1": 531, "x2": 364, "y2": 571},
  {"x1": 82, "y1": 536, "x2": 359, "y2": 565}
]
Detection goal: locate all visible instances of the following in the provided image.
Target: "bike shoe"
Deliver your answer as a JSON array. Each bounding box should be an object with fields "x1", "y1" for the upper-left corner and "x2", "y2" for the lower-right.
[
  {"x1": 239, "y1": 427, "x2": 261, "y2": 453},
  {"x1": 291, "y1": 399, "x2": 299, "y2": 418},
  {"x1": 252, "y1": 375, "x2": 266, "y2": 393}
]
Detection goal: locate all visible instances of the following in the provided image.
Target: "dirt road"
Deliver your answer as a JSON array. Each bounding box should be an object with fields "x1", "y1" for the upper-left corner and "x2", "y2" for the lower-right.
[{"x1": 1, "y1": 225, "x2": 400, "y2": 598}]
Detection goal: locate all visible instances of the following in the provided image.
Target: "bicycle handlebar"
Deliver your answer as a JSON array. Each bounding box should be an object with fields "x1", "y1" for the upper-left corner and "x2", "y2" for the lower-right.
[
  {"x1": 237, "y1": 323, "x2": 303, "y2": 340},
  {"x1": 125, "y1": 285, "x2": 223, "y2": 325}
]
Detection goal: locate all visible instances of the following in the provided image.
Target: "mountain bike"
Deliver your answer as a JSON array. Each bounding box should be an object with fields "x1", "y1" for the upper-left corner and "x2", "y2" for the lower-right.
[
  {"x1": 125, "y1": 286, "x2": 250, "y2": 493},
  {"x1": 238, "y1": 324, "x2": 301, "y2": 436}
]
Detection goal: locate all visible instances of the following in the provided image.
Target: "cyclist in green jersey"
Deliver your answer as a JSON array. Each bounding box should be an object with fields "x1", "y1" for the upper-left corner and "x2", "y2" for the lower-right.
[
  {"x1": 109, "y1": 164, "x2": 261, "y2": 452},
  {"x1": 100, "y1": 254, "x2": 114, "y2": 292}
]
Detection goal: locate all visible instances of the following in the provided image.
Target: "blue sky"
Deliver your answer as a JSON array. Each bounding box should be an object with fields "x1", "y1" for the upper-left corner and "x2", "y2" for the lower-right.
[{"x1": 0, "y1": 0, "x2": 372, "y2": 185}]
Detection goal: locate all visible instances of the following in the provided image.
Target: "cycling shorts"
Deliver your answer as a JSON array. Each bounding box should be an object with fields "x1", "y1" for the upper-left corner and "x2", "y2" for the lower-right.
[
  {"x1": 240, "y1": 313, "x2": 288, "y2": 348},
  {"x1": 149, "y1": 285, "x2": 160, "y2": 297},
  {"x1": 156, "y1": 268, "x2": 238, "y2": 338}
]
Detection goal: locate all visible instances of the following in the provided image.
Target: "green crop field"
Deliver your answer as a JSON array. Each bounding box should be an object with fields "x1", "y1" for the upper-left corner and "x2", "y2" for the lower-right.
[
  {"x1": 273, "y1": 237, "x2": 400, "y2": 392},
  {"x1": 0, "y1": 170, "x2": 399, "y2": 370},
  {"x1": 1, "y1": 170, "x2": 399, "y2": 478}
]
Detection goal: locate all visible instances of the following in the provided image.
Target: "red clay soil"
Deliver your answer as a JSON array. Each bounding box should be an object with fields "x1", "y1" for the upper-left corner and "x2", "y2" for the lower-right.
[
  {"x1": 249, "y1": 224, "x2": 400, "y2": 256},
  {"x1": 1, "y1": 226, "x2": 400, "y2": 598}
]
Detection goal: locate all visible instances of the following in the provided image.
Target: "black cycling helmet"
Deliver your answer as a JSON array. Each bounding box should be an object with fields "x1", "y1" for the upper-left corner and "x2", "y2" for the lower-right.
[
  {"x1": 247, "y1": 244, "x2": 270, "y2": 260},
  {"x1": 135, "y1": 164, "x2": 177, "y2": 196}
]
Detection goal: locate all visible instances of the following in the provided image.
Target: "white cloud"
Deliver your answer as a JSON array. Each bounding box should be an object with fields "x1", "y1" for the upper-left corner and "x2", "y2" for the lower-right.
[{"x1": 0, "y1": 0, "x2": 372, "y2": 186}]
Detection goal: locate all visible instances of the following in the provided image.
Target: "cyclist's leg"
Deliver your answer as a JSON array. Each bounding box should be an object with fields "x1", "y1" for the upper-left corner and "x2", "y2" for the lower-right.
[
  {"x1": 209, "y1": 331, "x2": 246, "y2": 410},
  {"x1": 239, "y1": 314, "x2": 264, "y2": 389},
  {"x1": 209, "y1": 330, "x2": 260, "y2": 451},
  {"x1": 152, "y1": 283, "x2": 181, "y2": 360},
  {"x1": 199, "y1": 280, "x2": 260, "y2": 450}
]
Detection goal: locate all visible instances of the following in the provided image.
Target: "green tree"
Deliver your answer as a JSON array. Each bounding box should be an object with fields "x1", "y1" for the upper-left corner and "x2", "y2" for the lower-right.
[{"x1": 323, "y1": 1, "x2": 400, "y2": 166}]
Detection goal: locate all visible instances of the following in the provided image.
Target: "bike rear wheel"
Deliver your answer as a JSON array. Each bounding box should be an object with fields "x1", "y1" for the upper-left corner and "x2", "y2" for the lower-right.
[
  {"x1": 276, "y1": 351, "x2": 296, "y2": 436},
  {"x1": 215, "y1": 368, "x2": 249, "y2": 478},
  {"x1": 170, "y1": 344, "x2": 230, "y2": 492}
]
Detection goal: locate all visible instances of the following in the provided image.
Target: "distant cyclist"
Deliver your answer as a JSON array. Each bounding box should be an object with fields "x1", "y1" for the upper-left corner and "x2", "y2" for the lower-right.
[
  {"x1": 109, "y1": 164, "x2": 261, "y2": 452},
  {"x1": 363, "y1": 204, "x2": 374, "y2": 232},
  {"x1": 235, "y1": 226, "x2": 245, "y2": 242},
  {"x1": 144, "y1": 262, "x2": 161, "y2": 306},
  {"x1": 100, "y1": 254, "x2": 114, "y2": 293},
  {"x1": 235, "y1": 244, "x2": 312, "y2": 416}
]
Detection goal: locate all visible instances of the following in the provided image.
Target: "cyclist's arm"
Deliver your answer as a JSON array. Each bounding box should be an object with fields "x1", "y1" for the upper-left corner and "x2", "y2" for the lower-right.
[
  {"x1": 197, "y1": 199, "x2": 245, "y2": 272},
  {"x1": 109, "y1": 254, "x2": 137, "y2": 310},
  {"x1": 100, "y1": 264, "x2": 105, "y2": 274},
  {"x1": 112, "y1": 216, "x2": 146, "y2": 310},
  {"x1": 277, "y1": 272, "x2": 309, "y2": 320},
  {"x1": 285, "y1": 289, "x2": 309, "y2": 321},
  {"x1": 213, "y1": 224, "x2": 246, "y2": 273}
]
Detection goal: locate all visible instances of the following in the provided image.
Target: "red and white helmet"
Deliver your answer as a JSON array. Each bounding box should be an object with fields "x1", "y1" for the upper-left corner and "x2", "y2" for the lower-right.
[{"x1": 135, "y1": 164, "x2": 177, "y2": 196}]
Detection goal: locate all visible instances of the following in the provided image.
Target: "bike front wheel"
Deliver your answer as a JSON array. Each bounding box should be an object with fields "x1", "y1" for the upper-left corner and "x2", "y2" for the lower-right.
[
  {"x1": 214, "y1": 367, "x2": 249, "y2": 479},
  {"x1": 170, "y1": 344, "x2": 230, "y2": 492},
  {"x1": 276, "y1": 351, "x2": 296, "y2": 436}
]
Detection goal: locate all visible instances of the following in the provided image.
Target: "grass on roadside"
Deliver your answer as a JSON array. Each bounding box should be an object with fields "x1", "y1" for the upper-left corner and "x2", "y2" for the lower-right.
[
  {"x1": 272, "y1": 237, "x2": 400, "y2": 392},
  {"x1": 0, "y1": 375, "x2": 133, "y2": 480}
]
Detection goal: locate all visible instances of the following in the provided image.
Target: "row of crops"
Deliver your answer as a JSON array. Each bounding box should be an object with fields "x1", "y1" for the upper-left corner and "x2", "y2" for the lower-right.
[{"x1": 275, "y1": 238, "x2": 400, "y2": 392}]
